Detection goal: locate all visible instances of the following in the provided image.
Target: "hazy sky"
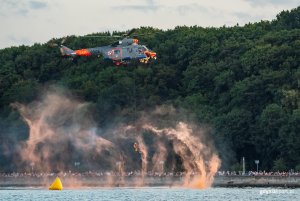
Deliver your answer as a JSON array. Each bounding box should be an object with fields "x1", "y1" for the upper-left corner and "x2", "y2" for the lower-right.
[{"x1": 0, "y1": 0, "x2": 299, "y2": 49}]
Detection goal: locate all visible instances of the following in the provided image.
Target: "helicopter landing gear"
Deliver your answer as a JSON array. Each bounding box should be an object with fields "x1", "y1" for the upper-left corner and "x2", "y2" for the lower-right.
[
  {"x1": 139, "y1": 56, "x2": 156, "y2": 64},
  {"x1": 139, "y1": 57, "x2": 150, "y2": 64},
  {"x1": 114, "y1": 60, "x2": 129, "y2": 66}
]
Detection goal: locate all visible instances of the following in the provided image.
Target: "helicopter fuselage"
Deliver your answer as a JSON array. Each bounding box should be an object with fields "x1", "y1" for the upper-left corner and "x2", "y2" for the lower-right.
[{"x1": 60, "y1": 38, "x2": 157, "y2": 65}]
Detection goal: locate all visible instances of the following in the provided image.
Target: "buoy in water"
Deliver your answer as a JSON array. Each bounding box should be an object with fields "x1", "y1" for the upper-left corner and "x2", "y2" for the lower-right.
[{"x1": 49, "y1": 177, "x2": 63, "y2": 190}]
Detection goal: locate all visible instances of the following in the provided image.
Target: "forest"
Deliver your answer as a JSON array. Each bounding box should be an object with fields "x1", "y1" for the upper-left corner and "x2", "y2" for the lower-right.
[{"x1": 0, "y1": 7, "x2": 299, "y2": 172}]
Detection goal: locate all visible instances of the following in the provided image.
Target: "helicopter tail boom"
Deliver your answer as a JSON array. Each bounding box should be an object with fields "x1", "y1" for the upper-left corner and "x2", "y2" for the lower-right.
[
  {"x1": 60, "y1": 45, "x2": 76, "y2": 57},
  {"x1": 60, "y1": 45, "x2": 92, "y2": 57}
]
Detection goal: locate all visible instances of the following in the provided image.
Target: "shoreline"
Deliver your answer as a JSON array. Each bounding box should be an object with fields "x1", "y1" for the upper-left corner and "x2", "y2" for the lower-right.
[
  {"x1": 0, "y1": 175, "x2": 299, "y2": 188},
  {"x1": 213, "y1": 175, "x2": 300, "y2": 188}
]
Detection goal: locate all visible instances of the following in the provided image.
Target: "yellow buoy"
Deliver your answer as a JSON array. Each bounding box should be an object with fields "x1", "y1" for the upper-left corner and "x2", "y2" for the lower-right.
[{"x1": 49, "y1": 177, "x2": 63, "y2": 190}]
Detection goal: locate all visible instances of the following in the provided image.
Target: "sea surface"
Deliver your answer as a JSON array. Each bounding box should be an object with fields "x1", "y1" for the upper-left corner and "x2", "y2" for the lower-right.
[{"x1": 0, "y1": 187, "x2": 299, "y2": 201}]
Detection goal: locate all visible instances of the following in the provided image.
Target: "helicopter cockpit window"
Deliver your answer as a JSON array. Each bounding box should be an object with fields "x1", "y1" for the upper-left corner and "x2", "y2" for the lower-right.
[
  {"x1": 114, "y1": 49, "x2": 120, "y2": 54},
  {"x1": 138, "y1": 47, "x2": 146, "y2": 54}
]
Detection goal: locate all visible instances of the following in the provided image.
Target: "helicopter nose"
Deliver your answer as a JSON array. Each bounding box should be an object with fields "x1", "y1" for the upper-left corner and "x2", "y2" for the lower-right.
[
  {"x1": 145, "y1": 51, "x2": 156, "y2": 58},
  {"x1": 150, "y1": 52, "x2": 156, "y2": 58},
  {"x1": 150, "y1": 52, "x2": 157, "y2": 60}
]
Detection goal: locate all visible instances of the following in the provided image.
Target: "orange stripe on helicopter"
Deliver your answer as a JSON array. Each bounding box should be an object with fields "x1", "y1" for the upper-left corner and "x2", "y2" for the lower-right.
[
  {"x1": 75, "y1": 49, "x2": 91, "y2": 57},
  {"x1": 144, "y1": 51, "x2": 156, "y2": 58},
  {"x1": 133, "y1": 39, "x2": 139, "y2": 44}
]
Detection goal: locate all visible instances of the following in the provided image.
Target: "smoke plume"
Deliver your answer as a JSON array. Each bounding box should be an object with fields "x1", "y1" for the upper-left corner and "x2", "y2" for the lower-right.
[{"x1": 12, "y1": 87, "x2": 221, "y2": 188}]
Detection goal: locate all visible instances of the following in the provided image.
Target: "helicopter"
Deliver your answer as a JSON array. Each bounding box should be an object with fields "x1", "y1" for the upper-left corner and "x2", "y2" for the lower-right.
[{"x1": 51, "y1": 29, "x2": 157, "y2": 66}]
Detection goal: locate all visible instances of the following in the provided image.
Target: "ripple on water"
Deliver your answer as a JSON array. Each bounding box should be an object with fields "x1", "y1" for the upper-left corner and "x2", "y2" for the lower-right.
[{"x1": 0, "y1": 187, "x2": 299, "y2": 201}]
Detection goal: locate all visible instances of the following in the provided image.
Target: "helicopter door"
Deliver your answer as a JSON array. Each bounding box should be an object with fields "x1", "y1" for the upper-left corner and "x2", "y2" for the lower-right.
[{"x1": 112, "y1": 48, "x2": 122, "y2": 60}]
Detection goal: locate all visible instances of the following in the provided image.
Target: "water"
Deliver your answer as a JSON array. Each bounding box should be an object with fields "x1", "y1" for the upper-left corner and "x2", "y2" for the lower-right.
[{"x1": 0, "y1": 187, "x2": 299, "y2": 201}]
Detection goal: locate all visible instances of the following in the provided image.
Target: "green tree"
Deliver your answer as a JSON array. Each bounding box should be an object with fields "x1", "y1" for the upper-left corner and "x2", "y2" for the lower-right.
[{"x1": 272, "y1": 158, "x2": 287, "y2": 171}]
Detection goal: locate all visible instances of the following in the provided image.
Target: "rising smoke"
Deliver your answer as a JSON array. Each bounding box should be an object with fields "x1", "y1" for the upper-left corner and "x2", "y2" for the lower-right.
[{"x1": 12, "y1": 87, "x2": 221, "y2": 188}]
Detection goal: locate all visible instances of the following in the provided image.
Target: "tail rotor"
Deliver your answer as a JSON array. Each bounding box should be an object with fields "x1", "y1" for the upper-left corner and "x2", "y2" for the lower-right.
[
  {"x1": 48, "y1": 37, "x2": 66, "y2": 47},
  {"x1": 48, "y1": 37, "x2": 76, "y2": 57}
]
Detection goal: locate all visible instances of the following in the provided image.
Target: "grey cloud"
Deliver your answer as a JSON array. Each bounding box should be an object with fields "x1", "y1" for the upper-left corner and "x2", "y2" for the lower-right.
[
  {"x1": 176, "y1": 4, "x2": 208, "y2": 16},
  {"x1": 245, "y1": 0, "x2": 299, "y2": 6},
  {"x1": 145, "y1": 0, "x2": 155, "y2": 4},
  {"x1": 234, "y1": 12, "x2": 252, "y2": 20},
  {"x1": 0, "y1": 0, "x2": 47, "y2": 16},
  {"x1": 113, "y1": 3, "x2": 208, "y2": 15},
  {"x1": 234, "y1": 12, "x2": 263, "y2": 22},
  {"x1": 29, "y1": 1, "x2": 48, "y2": 10},
  {"x1": 1, "y1": 0, "x2": 21, "y2": 6},
  {"x1": 17, "y1": 8, "x2": 30, "y2": 16},
  {"x1": 111, "y1": 0, "x2": 159, "y2": 12},
  {"x1": 0, "y1": 0, "x2": 22, "y2": 16},
  {"x1": 112, "y1": 5, "x2": 159, "y2": 12},
  {"x1": 7, "y1": 35, "x2": 32, "y2": 46}
]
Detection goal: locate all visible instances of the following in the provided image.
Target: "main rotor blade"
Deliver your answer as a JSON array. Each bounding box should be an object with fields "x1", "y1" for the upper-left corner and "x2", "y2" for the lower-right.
[
  {"x1": 84, "y1": 28, "x2": 137, "y2": 38},
  {"x1": 83, "y1": 35, "x2": 121, "y2": 38},
  {"x1": 48, "y1": 43, "x2": 59, "y2": 47},
  {"x1": 125, "y1": 28, "x2": 137, "y2": 37},
  {"x1": 61, "y1": 37, "x2": 67, "y2": 45}
]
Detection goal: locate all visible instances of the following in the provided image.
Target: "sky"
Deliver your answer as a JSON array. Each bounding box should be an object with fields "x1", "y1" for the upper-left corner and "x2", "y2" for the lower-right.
[{"x1": 0, "y1": 0, "x2": 299, "y2": 49}]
